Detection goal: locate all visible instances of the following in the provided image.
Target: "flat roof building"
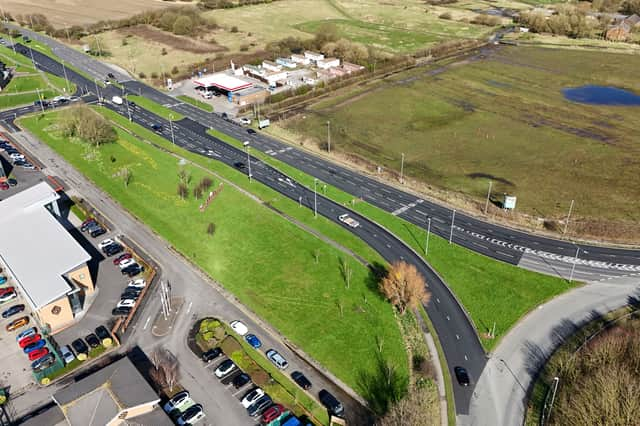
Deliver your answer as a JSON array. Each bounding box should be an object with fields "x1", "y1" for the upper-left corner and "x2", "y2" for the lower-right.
[{"x1": 193, "y1": 73, "x2": 253, "y2": 93}]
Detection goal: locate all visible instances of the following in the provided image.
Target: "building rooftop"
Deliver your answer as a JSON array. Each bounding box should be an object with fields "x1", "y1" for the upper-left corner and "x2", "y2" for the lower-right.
[
  {"x1": 193, "y1": 73, "x2": 253, "y2": 92},
  {"x1": 0, "y1": 182, "x2": 90, "y2": 310}
]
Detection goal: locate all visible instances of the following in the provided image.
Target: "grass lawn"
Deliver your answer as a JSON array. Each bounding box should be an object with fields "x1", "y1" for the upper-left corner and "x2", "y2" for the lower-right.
[
  {"x1": 127, "y1": 94, "x2": 184, "y2": 121},
  {"x1": 209, "y1": 127, "x2": 575, "y2": 351},
  {"x1": 19, "y1": 110, "x2": 407, "y2": 395},
  {"x1": 4, "y1": 75, "x2": 47, "y2": 92},
  {"x1": 177, "y1": 95, "x2": 214, "y2": 112},
  {"x1": 280, "y1": 46, "x2": 640, "y2": 240}
]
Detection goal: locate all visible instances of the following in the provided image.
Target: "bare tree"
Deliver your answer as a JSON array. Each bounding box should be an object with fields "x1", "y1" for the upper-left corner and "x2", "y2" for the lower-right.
[
  {"x1": 379, "y1": 261, "x2": 430, "y2": 315},
  {"x1": 376, "y1": 385, "x2": 438, "y2": 426},
  {"x1": 177, "y1": 183, "x2": 188, "y2": 200},
  {"x1": 313, "y1": 248, "x2": 320, "y2": 264},
  {"x1": 206, "y1": 223, "x2": 215, "y2": 236},
  {"x1": 339, "y1": 257, "x2": 353, "y2": 289},
  {"x1": 193, "y1": 185, "x2": 203, "y2": 199},
  {"x1": 149, "y1": 348, "x2": 180, "y2": 392},
  {"x1": 337, "y1": 299, "x2": 344, "y2": 318}
]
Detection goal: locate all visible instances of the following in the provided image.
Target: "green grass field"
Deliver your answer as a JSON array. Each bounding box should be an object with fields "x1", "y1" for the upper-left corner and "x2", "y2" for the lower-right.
[
  {"x1": 177, "y1": 95, "x2": 214, "y2": 112},
  {"x1": 281, "y1": 46, "x2": 640, "y2": 240},
  {"x1": 128, "y1": 95, "x2": 184, "y2": 121},
  {"x1": 19, "y1": 110, "x2": 407, "y2": 395}
]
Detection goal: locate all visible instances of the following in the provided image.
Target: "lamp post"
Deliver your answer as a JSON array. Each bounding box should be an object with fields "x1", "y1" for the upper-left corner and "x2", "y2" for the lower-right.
[
  {"x1": 568, "y1": 247, "x2": 586, "y2": 283},
  {"x1": 400, "y1": 153, "x2": 405, "y2": 184},
  {"x1": 60, "y1": 59, "x2": 70, "y2": 94},
  {"x1": 244, "y1": 141, "x2": 252, "y2": 182},
  {"x1": 425, "y1": 217, "x2": 431, "y2": 256},
  {"x1": 449, "y1": 209, "x2": 456, "y2": 244},
  {"x1": 169, "y1": 114, "x2": 176, "y2": 145},
  {"x1": 314, "y1": 178, "x2": 318, "y2": 218},
  {"x1": 563, "y1": 199, "x2": 574, "y2": 235},
  {"x1": 326, "y1": 120, "x2": 331, "y2": 153},
  {"x1": 484, "y1": 180, "x2": 492, "y2": 215}
]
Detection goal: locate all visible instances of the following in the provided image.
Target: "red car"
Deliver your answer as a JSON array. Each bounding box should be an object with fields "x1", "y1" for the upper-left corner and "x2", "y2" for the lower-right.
[
  {"x1": 261, "y1": 404, "x2": 285, "y2": 423},
  {"x1": 0, "y1": 182, "x2": 9, "y2": 191},
  {"x1": 28, "y1": 347, "x2": 49, "y2": 361},
  {"x1": 19, "y1": 334, "x2": 41, "y2": 348},
  {"x1": 113, "y1": 253, "x2": 132, "y2": 265},
  {"x1": 0, "y1": 286, "x2": 15, "y2": 295}
]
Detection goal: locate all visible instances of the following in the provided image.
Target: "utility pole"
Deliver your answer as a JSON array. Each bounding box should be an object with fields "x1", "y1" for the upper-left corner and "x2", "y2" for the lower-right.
[
  {"x1": 425, "y1": 216, "x2": 431, "y2": 256},
  {"x1": 484, "y1": 180, "x2": 492, "y2": 214},
  {"x1": 244, "y1": 141, "x2": 252, "y2": 182},
  {"x1": 314, "y1": 178, "x2": 318, "y2": 218},
  {"x1": 449, "y1": 209, "x2": 456, "y2": 244},
  {"x1": 94, "y1": 79, "x2": 101, "y2": 102},
  {"x1": 326, "y1": 120, "x2": 331, "y2": 153},
  {"x1": 400, "y1": 153, "x2": 405, "y2": 184},
  {"x1": 61, "y1": 59, "x2": 70, "y2": 93},
  {"x1": 169, "y1": 114, "x2": 176, "y2": 145},
  {"x1": 124, "y1": 88, "x2": 132, "y2": 121},
  {"x1": 563, "y1": 199, "x2": 574, "y2": 235},
  {"x1": 568, "y1": 247, "x2": 585, "y2": 283},
  {"x1": 94, "y1": 35, "x2": 103, "y2": 57},
  {"x1": 35, "y1": 88, "x2": 44, "y2": 113}
]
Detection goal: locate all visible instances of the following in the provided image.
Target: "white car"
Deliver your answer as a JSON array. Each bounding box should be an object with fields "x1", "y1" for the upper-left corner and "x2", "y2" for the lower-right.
[
  {"x1": 127, "y1": 278, "x2": 146, "y2": 289},
  {"x1": 118, "y1": 258, "x2": 136, "y2": 269},
  {"x1": 163, "y1": 390, "x2": 193, "y2": 413},
  {"x1": 99, "y1": 238, "x2": 115, "y2": 250},
  {"x1": 214, "y1": 359, "x2": 236, "y2": 378},
  {"x1": 241, "y1": 387, "x2": 265, "y2": 408},
  {"x1": 116, "y1": 299, "x2": 136, "y2": 309},
  {"x1": 240, "y1": 117, "x2": 251, "y2": 125},
  {"x1": 0, "y1": 291, "x2": 17, "y2": 303},
  {"x1": 230, "y1": 320, "x2": 248, "y2": 336},
  {"x1": 176, "y1": 404, "x2": 205, "y2": 425},
  {"x1": 338, "y1": 214, "x2": 360, "y2": 228},
  {"x1": 9, "y1": 153, "x2": 24, "y2": 160}
]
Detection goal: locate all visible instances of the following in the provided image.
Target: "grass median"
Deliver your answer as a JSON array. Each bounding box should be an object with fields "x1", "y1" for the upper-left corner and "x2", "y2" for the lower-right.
[
  {"x1": 19, "y1": 110, "x2": 407, "y2": 398},
  {"x1": 127, "y1": 94, "x2": 185, "y2": 121},
  {"x1": 177, "y1": 95, "x2": 213, "y2": 112}
]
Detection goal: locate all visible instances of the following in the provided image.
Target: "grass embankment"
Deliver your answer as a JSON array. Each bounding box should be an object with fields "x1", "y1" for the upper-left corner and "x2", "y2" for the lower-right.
[
  {"x1": 127, "y1": 95, "x2": 185, "y2": 121},
  {"x1": 177, "y1": 95, "x2": 214, "y2": 112},
  {"x1": 281, "y1": 46, "x2": 640, "y2": 238},
  {"x1": 208, "y1": 127, "x2": 575, "y2": 351},
  {"x1": 19, "y1": 110, "x2": 407, "y2": 395}
]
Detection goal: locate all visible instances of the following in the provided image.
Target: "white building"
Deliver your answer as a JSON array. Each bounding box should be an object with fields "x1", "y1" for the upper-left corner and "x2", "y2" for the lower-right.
[
  {"x1": 262, "y1": 60, "x2": 282, "y2": 72},
  {"x1": 265, "y1": 70, "x2": 289, "y2": 87},
  {"x1": 317, "y1": 57, "x2": 340, "y2": 70},
  {"x1": 290, "y1": 54, "x2": 310, "y2": 65},
  {"x1": 276, "y1": 57, "x2": 297, "y2": 69},
  {"x1": 304, "y1": 51, "x2": 325, "y2": 63}
]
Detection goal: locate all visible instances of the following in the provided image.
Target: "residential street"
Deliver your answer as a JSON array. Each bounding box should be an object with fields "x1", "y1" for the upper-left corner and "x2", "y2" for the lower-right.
[{"x1": 6, "y1": 129, "x2": 370, "y2": 425}]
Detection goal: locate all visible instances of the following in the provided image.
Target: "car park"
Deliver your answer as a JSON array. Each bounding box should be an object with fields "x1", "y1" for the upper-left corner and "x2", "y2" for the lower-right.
[
  {"x1": 291, "y1": 371, "x2": 312, "y2": 390},
  {"x1": 28, "y1": 347, "x2": 49, "y2": 361},
  {"x1": 127, "y1": 278, "x2": 146, "y2": 288},
  {"x1": 214, "y1": 359, "x2": 236, "y2": 378},
  {"x1": 1, "y1": 304, "x2": 24, "y2": 318},
  {"x1": 32, "y1": 354, "x2": 55, "y2": 372},
  {"x1": 85, "y1": 333, "x2": 101, "y2": 348},
  {"x1": 60, "y1": 345, "x2": 76, "y2": 364},
  {"x1": 230, "y1": 320, "x2": 248, "y2": 336},
  {"x1": 95, "y1": 325, "x2": 112, "y2": 342},
  {"x1": 454, "y1": 366, "x2": 470, "y2": 386},
  {"x1": 117, "y1": 299, "x2": 136, "y2": 309},
  {"x1": 241, "y1": 387, "x2": 265, "y2": 408},
  {"x1": 319, "y1": 389, "x2": 344, "y2": 417},
  {"x1": 23, "y1": 339, "x2": 46, "y2": 353},
  {"x1": 71, "y1": 338, "x2": 88, "y2": 355},
  {"x1": 266, "y1": 349, "x2": 288, "y2": 370},
  {"x1": 232, "y1": 373, "x2": 251, "y2": 389},
  {"x1": 0, "y1": 290, "x2": 16, "y2": 303},
  {"x1": 247, "y1": 394, "x2": 272, "y2": 417},
  {"x1": 163, "y1": 390, "x2": 192, "y2": 413},
  {"x1": 261, "y1": 403, "x2": 285, "y2": 423},
  {"x1": 202, "y1": 347, "x2": 222, "y2": 362},
  {"x1": 245, "y1": 334, "x2": 261, "y2": 349},
  {"x1": 176, "y1": 403, "x2": 205, "y2": 425},
  {"x1": 16, "y1": 327, "x2": 36, "y2": 341},
  {"x1": 113, "y1": 253, "x2": 132, "y2": 265},
  {"x1": 112, "y1": 306, "x2": 131, "y2": 316},
  {"x1": 6, "y1": 316, "x2": 29, "y2": 331},
  {"x1": 18, "y1": 334, "x2": 41, "y2": 348}
]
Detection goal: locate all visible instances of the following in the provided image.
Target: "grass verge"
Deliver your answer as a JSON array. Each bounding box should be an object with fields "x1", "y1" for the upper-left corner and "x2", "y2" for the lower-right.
[
  {"x1": 177, "y1": 95, "x2": 214, "y2": 112},
  {"x1": 128, "y1": 94, "x2": 185, "y2": 121}
]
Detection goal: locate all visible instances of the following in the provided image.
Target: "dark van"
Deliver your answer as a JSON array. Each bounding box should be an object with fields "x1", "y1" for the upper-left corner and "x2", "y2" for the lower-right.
[{"x1": 319, "y1": 389, "x2": 344, "y2": 417}]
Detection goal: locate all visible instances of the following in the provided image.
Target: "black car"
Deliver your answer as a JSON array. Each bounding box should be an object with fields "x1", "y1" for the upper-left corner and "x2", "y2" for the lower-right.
[
  {"x1": 319, "y1": 389, "x2": 344, "y2": 417},
  {"x1": 247, "y1": 394, "x2": 273, "y2": 417},
  {"x1": 85, "y1": 333, "x2": 100, "y2": 348},
  {"x1": 90, "y1": 227, "x2": 106, "y2": 238},
  {"x1": 291, "y1": 371, "x2": 312, "y2": 390},
  {"x1": 71, "y1": 338, "x2": 89, "y2": 355},
  {"x1": 112, "y1": 306, "x2": 131, "y2": 316},
  {"x1": 121, "y1": 289, "x2": 141, "y2": 300},
  {"x1": 7, "y1": 178, "x2": 17, "y2": 186},
  {"x1": 232, "y1": 372, "x2": 251, "y2": 389},
  {"x1": 233, "y1": 162, "x2": 246, "y2": 170},
  {"x1": 81, "y1": 219, "x2": 98, "y2": 232},
  {"x1": 247, "y1": 128, "x2": 256, "y2": 135},
  {"x1": 454, "y1": 366, "x2": 470, "y2": 386},
  {"x1": 2, "y1": 304, "x2": 25, "y2": 318},
  {"x1": 32, "y1": 354, "x2": 56, "y2": 372},
  {"x1": 202, "y1": 347, "x2": 222, "y2": 362},
  {"x1": 85, "y1": 222, "x2": 102, "y2": 233},
  {"x1": 122, "y1": 264, "x2": 144, "y2": 277},
  {"x1": 107, "y1": 72, "x2": 115, "y2": 80},
  {"x1": 95, "y1": 325, "x2": 111, "y2": 341},
  {"x1": 151, "y1": 124, "x2": 162, "y2": 132},
  {"x1": 104, "y1": 243, "x2": 124, "y2": 257}
]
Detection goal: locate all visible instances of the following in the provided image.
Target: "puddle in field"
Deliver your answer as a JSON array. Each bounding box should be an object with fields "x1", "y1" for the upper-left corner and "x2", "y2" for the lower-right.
[{"x1": 563, "y1": 86, "x2": 640, "y2": 106}]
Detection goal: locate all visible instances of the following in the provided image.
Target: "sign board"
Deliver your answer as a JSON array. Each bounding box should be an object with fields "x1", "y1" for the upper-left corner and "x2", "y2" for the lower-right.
[
  {"x1": 504, "y1": 195, "x2": 517, "y2": 210},
  {"x1": 258, "y1": 119, "x2": 270, "y2": 129}
]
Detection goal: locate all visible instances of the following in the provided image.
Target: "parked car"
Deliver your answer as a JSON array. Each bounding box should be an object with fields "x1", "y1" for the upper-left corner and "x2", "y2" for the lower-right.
[
  {"x1": 104, "y1": 243, "x2": 124, "y2": 257},
  {"x1": 16, "y1": 327, "x2": 37, "y2": 341},
  {"x1": 98, "y1": 238, "x2": 116, "y2": 250},
  {"x1": 230, "y1": 320, "x2": 248, "y2": 336},
  {"x1": 7, "y1": 178, "x2": 17, "y2": 186},
  {"x1": 9, "y1": 152, "x2": 24, "y2": 160},
  {"x1": 163, "y1": 390, "x2": 192, "y2": 414},
  {"x1": 214, "y1": 359, "x2": 236, "y2": 378},
  {"x1": 85, "y1": 333, "x2": 101, "y2": 348},
  {"x1": 28, "y1": 348, "x2": 49, "y2": 361},
  {"x1": 112, "y1": 306, "x2": 131, "y2": 316},
  {"x1": 0, "y1": 286, "x2": 15, "y2": 295},
  {"x1": 241, "y1": 387, "x2": 265, "y2": 408},
  {"x1": 121, "y1": 289, "x2": 141, "y2": 299},
  {"x1": 32, "y1": 354, "x2": 56, "y2": 372},
  {"x1": 0, "y1": 182, "x2": 9, "y2": 191},
  {"x1": 0, "y1": 290, "x2": 16, "y2": 303},
  {"x1": 245, "y1": 334, "x2": 262, "y2": 349},
  {"x1": 0, "y1": 275, "x2": 7, "y2": 285},
  {"x1": 60, "y1": 345, "x2": 76, "y2": 364},
  {"x1": 240, "y1": 118, "x2": 251, "y2": 125},
  {"x1": 247, "y1": 395, "x2": 272, "y2": 417},
  {"x1": 71, "y1": 338, "x2": 88, "y2": 355},
  {"x1": 201, "y1": 347, "x2": 222, "y2": 362},
  {"x1": 122, "y1": 264, "x2": 144, "y2": 277},
  {"x1": 18, "y1": 334, "x2": 41, "y2": 348},
  {"x1": 20, "y1": 163, "x2": 36, "y2": 170},
  {"x1": 291, "y1": 371, "x2": 312, "y2": 390},
  {"x1": 266, "y1": 349, "x2": 288, "y2": 370},
  {"x1": 23, "y1": 339, "x2": 46, "y2": 353},
  {"x1": 113, "y1": 253, "x2": 132, "y2": 265},
  {"x1": 85, "y1": 222, "x2": 102, "y2": 233},
  {"x1": 95, "y1": 325, "x2": 111, "y2": 342},
  {"x1": 454, "y1": 366, "x2": 470, "y2": 386},
  {"x1": 176, "y1": 403, "x2": 205, "y2": 425},
  {"x1": 127, "y1": 278, "x2": 146, "y2": 289},
  {"x1": 90, "y1": 227, "x2": 106, "y2": 238},
  {"x1": 1, "y1": 304, "x2": 24, "y2": 318},
  {"x1": 6, "y1": 316, "x2": 29, "y2": 331},
  {"x1": 117, "y1": 299, "x2": 136, "y2": 309},
  {"x1": 80, "y1": 218, "x2": 97, "y2": 231},
  {"x1": 232, "y1": 372, "x2": 251, "y2": 389},
  {"x1": 319, "y1": 389, "x2": 344, "y2": 417},
  {"x1": 261, "y1": 403, "x2": 285, "y2": 423},
  {"x1": 118, "y1": 258, "x2": 137, "y2": 269}
]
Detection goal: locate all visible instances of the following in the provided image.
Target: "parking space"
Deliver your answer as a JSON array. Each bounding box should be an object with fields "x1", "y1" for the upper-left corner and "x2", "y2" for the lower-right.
[{"x1": 0, "y1": 139, "x2": 48, "y2": 200}]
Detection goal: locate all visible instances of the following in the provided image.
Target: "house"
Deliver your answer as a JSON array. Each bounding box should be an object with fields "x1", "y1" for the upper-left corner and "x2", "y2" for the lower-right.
[
  {"x1": 328, "y1": 67, "x2": 347, "y2": 77},
  {"x1": 265, "y1": 70, "x2": 289, "y2": 87},
  {"x1": 304, "y1": 51, "x2": 325, "y2": 63},
  {"x1": 262, "y1": 60, "x2": 282, "y2": 72},
  {"x1": 317, "y1": 57, "x2": 340, "y2": 70},
  {"x1": 623, "y1": 13, "x2": 640, "y2": 27},
  {"x1": 276, "y1": 57, "x2": 297, "y2": 69},
  {"x1": 341, "y1": 62, "x2": 365, "y2": 74},
  {"x1": 290, "y1": 53, "x2": 310, "y2": 65},
  {"x1": 243, "y1": 64, "x2": 265, "y2": 78},
  {"x1": 606, "y1": 22, "x2": 631, "y2": 41}
]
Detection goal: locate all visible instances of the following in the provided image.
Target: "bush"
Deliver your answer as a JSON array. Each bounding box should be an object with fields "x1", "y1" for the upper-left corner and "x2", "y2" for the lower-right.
[
  {"x1": 240, "y1": 44, "x2": 249, "y2": 52},
  {"x1": 173, "y1": 15, "x2": 194, "y2": 35},
  {"x1": 439, "y1": 12, "x2": 452, "y2": 20},
  {"x1": 138, "y1": 71, "x2": 146, "y2": 79},
  {"x1": 470, "y1": 14, "x2": 501, "y2": 26},
  {"x1": 230, "y1": 25, "x2": 238, "y2": 33},
  {"x1": 151, "y1": 71, "x2": 159, "y2": 79},
  {"x1": 171, "y1": 65, "x2": 180, "y2": 75}
]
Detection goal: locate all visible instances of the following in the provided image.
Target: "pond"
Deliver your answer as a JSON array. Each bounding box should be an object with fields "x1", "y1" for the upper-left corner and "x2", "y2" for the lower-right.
[{"x1": 563, "y1": 85, "x2": 640, "y2": 106}]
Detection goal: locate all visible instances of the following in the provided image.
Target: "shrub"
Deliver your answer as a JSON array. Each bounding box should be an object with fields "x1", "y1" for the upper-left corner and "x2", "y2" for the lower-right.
[
  {"x1": 171, "y1": 65, "x2": 179, "y2": 75},
  {"x1": 173, "y1": 15, "x2": 194, "y2": 35},
  {"x1": 138, "y1": 71, "x2": 146, "y2": 79},
  {"x1": 439, "y1": 12, "x2": 452, "y2": 20},
  {"x1": 230, "y1": 25, "x2": 238, "y2": 33}
]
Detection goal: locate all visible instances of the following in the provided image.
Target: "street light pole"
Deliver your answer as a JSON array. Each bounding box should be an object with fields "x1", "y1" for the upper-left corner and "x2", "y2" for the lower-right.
[
  {"x1": 35, "y1": 88, "x2": 44, "y2": 113},
  {"x1": 94, "y1": 79, "x2": 101, "y2": 102},
  {"x1": 425, "y1": 217, "x2": 431, "y2": 256},
  {"x1": 563, "y1": 199, "x2": 574, "y2": 235},
  {"x1": 61, "y1": 59, "x2": 70, "y2": 94},
  {"x1": 400, "y1": 153, "x2": 405, "y2": 184},
  {"x1": 484, "y1": 180, "x2": 492, "y2": 214},
  {"x1": 169, "y1": 114, "x2": 176, "y2": 145},
  {"x1": 326, "y1": 120, "x2": 331, "y2": 153},
  {"x1": 314, "y1": 178, "x2": 318, "y2": 218},
  {"x1": 244, "y1": 141, "x2": 252, "y2": 182},
  {"x1": 449, "y1": 209, "x2": 456, "y2": 244},
  {"x1": 568, "y1": 247, "x2": 582, "y2": 283}
]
